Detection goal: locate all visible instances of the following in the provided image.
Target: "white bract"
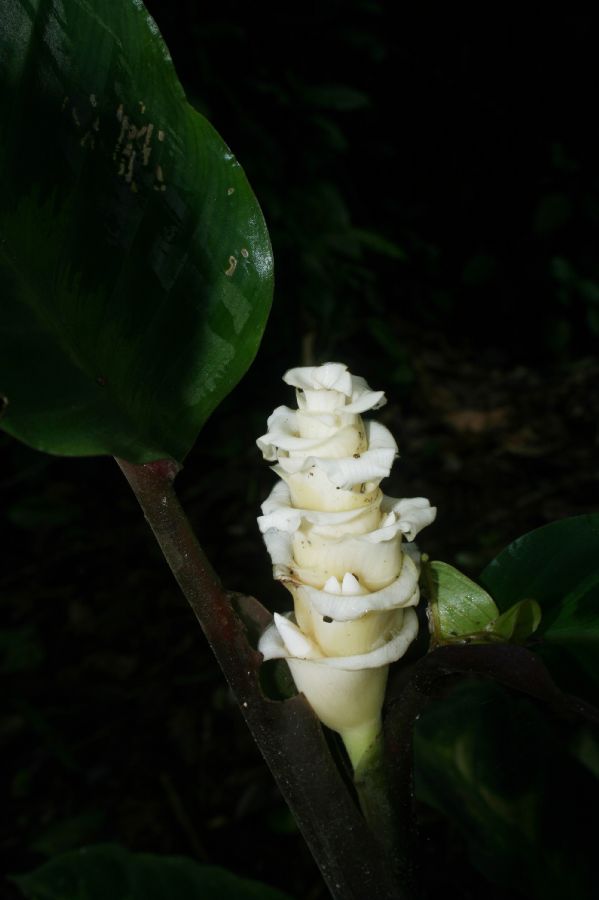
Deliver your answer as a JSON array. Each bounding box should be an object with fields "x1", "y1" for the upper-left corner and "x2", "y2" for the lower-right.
[{"x1": 257, "y1": 362, "x2": 436, "y2": 767}]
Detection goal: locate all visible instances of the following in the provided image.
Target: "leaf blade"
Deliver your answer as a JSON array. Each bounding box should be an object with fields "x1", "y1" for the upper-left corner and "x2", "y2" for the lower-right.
[{"x1": 0, "y1": 0, "x2": 273, "y2": 462}]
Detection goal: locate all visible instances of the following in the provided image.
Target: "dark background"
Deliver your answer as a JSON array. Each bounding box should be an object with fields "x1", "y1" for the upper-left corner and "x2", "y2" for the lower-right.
[{"x1": 2, "y1": 5, "x2": 598, "y2": 899}]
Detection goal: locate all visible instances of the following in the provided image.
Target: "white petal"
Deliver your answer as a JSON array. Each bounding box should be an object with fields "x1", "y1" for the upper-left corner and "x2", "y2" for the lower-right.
[
  {"x1": 298, "y1": 389, "x2": 348, "y2": 413},
  {"x1": 284, "y1": 363, "x2": 352, "y2": 396},
  {"x1": 324, "y1": 576, "x2": 342, "y2": 594},
  {"x1": 314, "y1": 421, "x2": 398, "y2": 488},
  {"x1": 342, "y1": 572, "x2": 365, "y2": 595},
  {"x1": 261, "y1": 528, "x2": 292, "y2": 568},
  {"x1": 290, "y1": 551, "x2": 420, "y2": 621},
  {"x1": 258, "y1": 480, "x2": 383, "y2": 536},
  {"x1": 273, "y1": 420, "x2": 397, "y2": 491},
  {"x1": 296, "y1": 604, "x2": 402, "y2": 657},
  {"x1": 291, "y1": 526, "x2": 403, "y2": 591},
  {"x1": 258, "y1": 609, "x2": 418, "y2": 733},
  {"x1": 307, "y1": 607, "x2": 419, "y2": 670},
  {"x1": 278, "y1": 466, "x2": 381, "y2": 512},
  {"x1": 343, "y1": 375, "x2": 386, "y2": 413},
  {"x1": 257, "y1": 406, "x2": 365, "y2": 460},
  {"x1": 283, "y1": 364, "x2": 387, "y2": 415},
  {"x1": 381, "y1": 495, "x2": 437, "y2": 541},
  {"x1": 273, "y1": 612, "x2": 322, "y2": 660},
  {"x1": 260, "y1": 608, "x2": 418, "y2": 671}
]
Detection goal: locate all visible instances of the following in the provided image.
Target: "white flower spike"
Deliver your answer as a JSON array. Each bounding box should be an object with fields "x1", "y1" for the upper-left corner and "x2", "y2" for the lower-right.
[{"x1": 257, "y1": 362, "x2": 436, "y2": 768}]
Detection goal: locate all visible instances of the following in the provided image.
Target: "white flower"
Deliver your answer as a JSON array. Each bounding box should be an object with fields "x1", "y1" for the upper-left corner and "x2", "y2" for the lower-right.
[{"x1": 257, "y1": 362, "x2": 436, "y2": 767}]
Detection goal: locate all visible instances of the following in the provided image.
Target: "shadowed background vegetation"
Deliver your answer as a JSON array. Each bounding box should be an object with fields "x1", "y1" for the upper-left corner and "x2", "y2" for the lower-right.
[{"x1": 2, "y1": 5, "x2": 598, "y2": 899}]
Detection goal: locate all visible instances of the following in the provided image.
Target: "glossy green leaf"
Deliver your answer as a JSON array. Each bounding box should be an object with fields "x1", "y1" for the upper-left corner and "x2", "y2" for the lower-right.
[
  {"x1": 414, "y1": 681, "x2": 597, "y2": 899},
  {"x1": 480, "y1": 516, "x2": 599, "y2": 702},
  {"x1": 427, "y1": 560, "x2": 498, "y2": 643},
  {"x1": 486, "y1": 598, "x2": 542, "y2": 642},
  {"x1": 0, "y1": 0, "x2": 273, "y2": 463},
  {"x1": 12, "y1": 844, "x2": 292, "y2": 900},
  {"x1": 481, "y1": 516, "x2": 599, "y2": 644}
]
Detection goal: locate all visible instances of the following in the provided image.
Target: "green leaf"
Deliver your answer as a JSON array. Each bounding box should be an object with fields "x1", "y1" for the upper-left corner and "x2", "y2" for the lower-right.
[
  {"x1": 0, "y1": 0, "x2": 273, "y2": 463},
  {"x1": 12, "y1": 844, "x2": 292, "y2": 900},
  {"x1": 485, "y1": 598, "x2": 542, "y2": 642},
  {"x1": 426, "y1": 560, "x2": 498, "y2": 643},
  {"x1": 480, "y1": 515, "x2": 599, "y2": 615},
  {"x1": 481, "y1": 515, "x2": 599, "y2": 706},
  {"x1": 414, "y1": 681, "x2": 598, "y2": 899}
]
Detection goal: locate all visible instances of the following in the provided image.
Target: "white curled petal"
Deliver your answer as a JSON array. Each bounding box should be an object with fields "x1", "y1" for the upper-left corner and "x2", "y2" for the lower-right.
[
  {"x1": 284, "y1": 363, "x2": 353, "y2": 396},
  {"x1": 291, "y1": 551, "x2": 420, "y2": 621},
  {"x1": 273, "y1": 420, "x2": 397, "y2": 499},
  {"x1": 256, "y1": 406, "x2": 294, "y2": 461},
  {"x1": 284, "y1": 364, "x2": 387, "y2": 415},
  {"x1": 258, "y1": 609, "x2": 418, "y2": 732},
  {"x1": 310, "y1": 516, "x2": 404, "y2": 543},
  {"x1": 291, "y1": 526, "x2": 402, "y2": 590},
  {"x1": 315, "y1": 449, "x2": 394, "y2": 490},
  {"x1": 308, "y1": 607, "x2": 419, "y2": 669},
  {"x1": 381, "y1": 496, "x2": 437, "y2": 541},
  {"x1": 273, "y1": 613, "x2": 323, "y2": 659},
  {"x1": 277, "y1": 466, "x2": 381, "y2": 512},
  {"x1": 315, "y1": 421, "x2": 398, "y2": 488},
  {"x1": 256, "y1": 406, "x2": 364, "y2": 459},
  {"x1": 261, "y1": 528, "x2": 293, "y2": 581},
  {"x1": 294, "y1": 600, "x2": 401, "y2": 656},
  {"x1": 257, "y1": 619, "x2": 287, "y2": 660},
  {"x1": 258, "y1": 482, "x2": 303, "y2": 534},
  {"x1": 260, "y1": 608, "x2": 419, "y2": 671},
  {"x1": 258, "y1": 480, "x2": 383, "y2": 536},
  {"x1": 343, "y1": 375, "x2": 386, "y2": 413},
  {"x1": 294, "y1": 410, "x2": 361, "y2": 439}
]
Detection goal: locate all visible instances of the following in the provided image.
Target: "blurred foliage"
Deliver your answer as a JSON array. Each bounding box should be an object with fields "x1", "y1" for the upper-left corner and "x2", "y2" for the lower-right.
[
  {"x1": 415, "y1": 680, "x2": 598, "y2": 900},
  {"x1": 144, "y1": 3, "x2": 599, "y2": 376},
  {"x1": 12, "y1": 844, "x2": 292, "y2": 900}
]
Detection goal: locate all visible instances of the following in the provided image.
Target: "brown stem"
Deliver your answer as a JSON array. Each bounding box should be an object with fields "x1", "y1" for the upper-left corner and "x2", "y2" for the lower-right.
[{"x1": 116, "y1": 457, "x2": 409, "y2": 900}]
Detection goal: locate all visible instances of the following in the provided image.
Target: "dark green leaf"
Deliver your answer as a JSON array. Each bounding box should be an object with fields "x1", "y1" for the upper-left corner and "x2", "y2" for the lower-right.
[
  {"x1": 426, "y1": 560, "x2": 498, "y2": 643},
  {"x1": 481, "y1": 515, "x2": 599, "y2": 617},
  {"x1": 486, "y1": 598, "x2": 542, "y2": 642},
  {"x1": 414, "y1": 681, "x2": 597, "y2": 899},
  {"x1": 0, "y1": 0, "x2": 273, "y2": 463},
  {"x1": 481, "y1": 516, "x2": 599, "y2": 698},
  {"x1": 12, "y1": 844, "x2": 292, "y2": 900}
]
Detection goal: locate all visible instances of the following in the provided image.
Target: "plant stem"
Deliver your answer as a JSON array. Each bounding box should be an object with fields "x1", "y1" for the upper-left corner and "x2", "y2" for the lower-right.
[
  {"x1": 116, "y1": 457, "x2": 410, "y2": 900},
  {"x1": 353, "y1": 719, "x2": 419, "y2": 897}
]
